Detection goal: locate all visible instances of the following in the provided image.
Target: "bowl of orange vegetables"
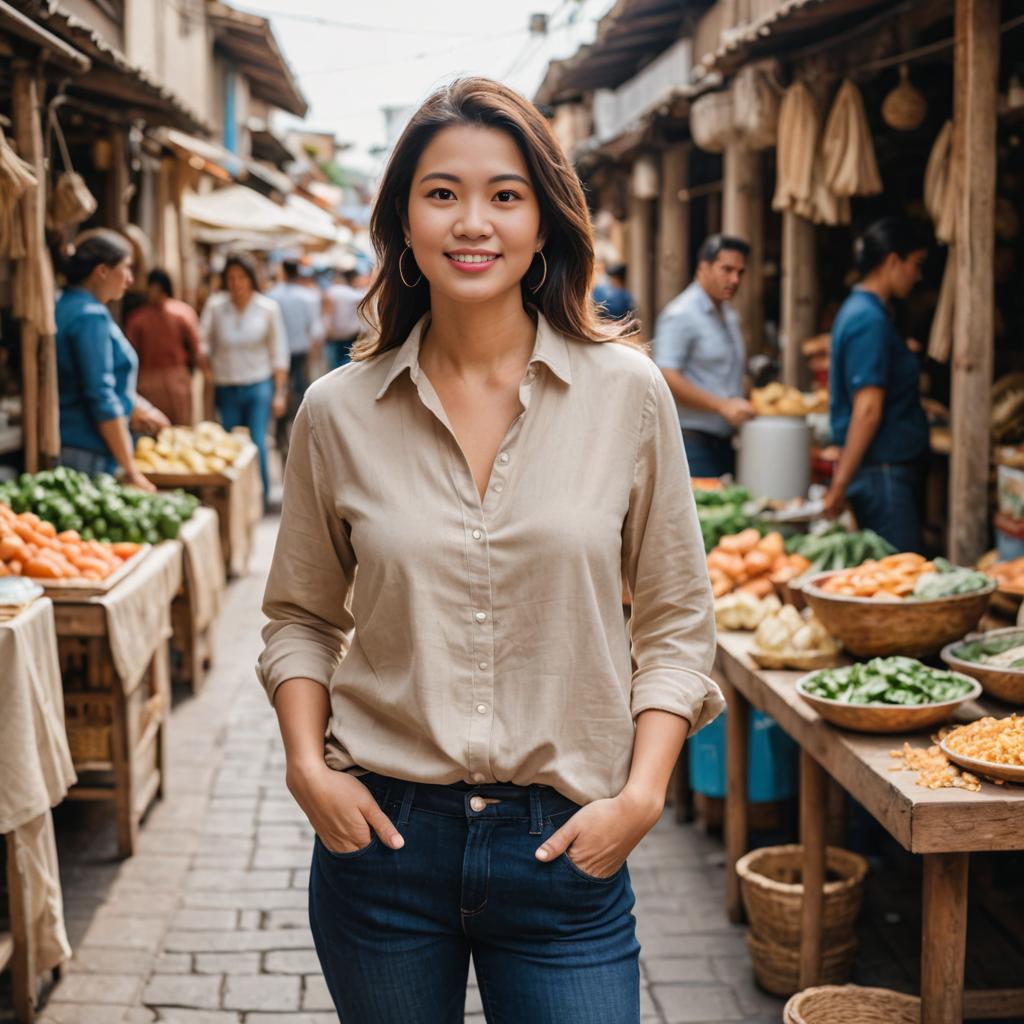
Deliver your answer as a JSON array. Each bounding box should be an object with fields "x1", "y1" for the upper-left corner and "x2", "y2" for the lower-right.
[
  {"x1": 706, "y1": 528, "x2": 811, "y2": 601},
  {"x1": 802, "y1": 553, "x2": 994, "y2": 658},
  {"x1": 0, "y1": 504, "x2": 143, "y2": 583}
]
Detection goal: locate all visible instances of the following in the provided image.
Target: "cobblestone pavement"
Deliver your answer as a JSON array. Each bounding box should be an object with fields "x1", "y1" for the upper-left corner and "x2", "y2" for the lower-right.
[{"x1": 22, "y1": 516, "x2": 782, "y2": 1024}]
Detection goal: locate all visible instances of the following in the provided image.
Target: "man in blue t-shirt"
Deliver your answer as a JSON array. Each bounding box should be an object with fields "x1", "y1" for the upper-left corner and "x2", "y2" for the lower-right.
[
  {"x1": 592, "y1": 263, "x2": 635, "y2": 321},
  {"x1": 824, "y1": 218, "x2": 931, "y2": 552}
]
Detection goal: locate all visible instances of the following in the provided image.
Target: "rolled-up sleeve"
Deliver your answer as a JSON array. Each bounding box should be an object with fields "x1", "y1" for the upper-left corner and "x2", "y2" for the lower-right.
[
  {"x1": 257, "y1": 401, "x2": 355, "y2": 703},
  {"x1": 621, "y1": 361, "x2": 725, "y2": 732},
  {"x1": 73, "y1": 312, "x2": 125, "y2": 423}
]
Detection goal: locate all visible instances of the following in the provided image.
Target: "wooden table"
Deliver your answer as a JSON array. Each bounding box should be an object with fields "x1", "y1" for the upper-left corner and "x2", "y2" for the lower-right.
[
  {"x1": 52, "y1": 544, "x2": 181, "y2": 858},
  {"x1": 717, "y1": 630, "x2": 1024, "y2": 1024}
]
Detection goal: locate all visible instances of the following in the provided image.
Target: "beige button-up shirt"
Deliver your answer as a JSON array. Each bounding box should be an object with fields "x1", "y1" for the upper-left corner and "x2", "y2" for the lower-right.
[
  {"x1": 200, "y1": 292, "x2": 290, "y2": 387},
  {"x1": 257, "y1": 313, "x2": 724, "y2": 805}
]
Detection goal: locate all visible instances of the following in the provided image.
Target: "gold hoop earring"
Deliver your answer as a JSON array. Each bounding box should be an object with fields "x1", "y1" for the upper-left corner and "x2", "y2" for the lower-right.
[
  {"x1": 399, "y1": 245, "x2": 423, "y2": 288},
  {"x1": 529, "y1": 250, "x2": 547, "y2": 293}
]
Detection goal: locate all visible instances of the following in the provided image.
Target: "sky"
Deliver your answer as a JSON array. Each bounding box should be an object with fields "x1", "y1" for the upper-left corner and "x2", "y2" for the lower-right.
[{"x1": 234, "y1": 0, "x2": 615, "y2": 170}]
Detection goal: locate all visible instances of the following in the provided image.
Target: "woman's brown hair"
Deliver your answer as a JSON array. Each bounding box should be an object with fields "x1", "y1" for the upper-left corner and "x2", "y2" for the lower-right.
[{"x1": 354, "y1": 77, "x2": 636, "y2": 359}]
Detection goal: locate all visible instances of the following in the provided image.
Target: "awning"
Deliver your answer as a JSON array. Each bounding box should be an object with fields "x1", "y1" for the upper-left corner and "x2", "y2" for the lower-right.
[
  {"x1": 534, "y1": 0, "x2": 691, "y2": 107},
  {"x1": 207, "y1": 1, "x2": 308, "y2": 118},
  {"x1": 156, "y1": 128, "x2": 293, "y2": 194},
  {"x1": 183, "y1": 185, "x2": 350, "y2": 248},
  {"x1": 14, "y1": 0, "x2": 208, "y2": 132},
  {"x1": 694, "y1": 0, "x2": 900, "y2": 77},
  {"x1": 0, "y1": 0, "x2": 89, "y2": 71}
]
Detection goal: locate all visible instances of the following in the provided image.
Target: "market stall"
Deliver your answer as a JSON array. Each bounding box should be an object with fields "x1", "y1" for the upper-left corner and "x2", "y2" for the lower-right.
[
  {"x1": 717, "y1": 629, "x2": 1024, "y2": 1023},
  {"x1": 135, "y1": 425, "x2": 263, "y2": 577},
  {"x1": 51, "y1": 541, "x2": 181, "y2": 858},
  {"x1": 0, "y1": 597, "x2": 75, "y2": 1022}
]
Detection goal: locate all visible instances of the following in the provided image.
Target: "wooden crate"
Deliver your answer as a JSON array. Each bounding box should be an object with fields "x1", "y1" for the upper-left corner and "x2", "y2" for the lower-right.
[{"x1": 53, "y1": 610, "x2": 169, "y2": 859}]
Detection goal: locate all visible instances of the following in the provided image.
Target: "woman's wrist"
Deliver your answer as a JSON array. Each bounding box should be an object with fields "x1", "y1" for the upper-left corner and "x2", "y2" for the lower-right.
[{"x1": 617, "y1": 782, "x2": 666, "y2": 824}]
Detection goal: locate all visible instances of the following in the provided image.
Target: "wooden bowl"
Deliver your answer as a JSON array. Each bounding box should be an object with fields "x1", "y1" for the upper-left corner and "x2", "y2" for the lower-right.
[
  {"x1": 794, "y1": 672, "x2": 982, "y2": 734},
  {"x1": 939, "y1": 739, "x2": 1024, "y2": 785},
  {"x1": 941, "y1": 629, "x2": 1024, "y2": 705},
  {"x1": 801, "y1": 572, "x2": 994, "y2": 658}
]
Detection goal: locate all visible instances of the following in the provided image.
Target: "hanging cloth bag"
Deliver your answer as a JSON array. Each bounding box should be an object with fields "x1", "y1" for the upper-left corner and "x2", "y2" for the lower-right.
[{"x1": 47, "y1": 109, "x2": 98, "y2": 231}]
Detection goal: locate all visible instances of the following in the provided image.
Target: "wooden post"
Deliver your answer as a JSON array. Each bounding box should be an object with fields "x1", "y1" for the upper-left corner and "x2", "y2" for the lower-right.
[
  {"x1": 5, "y1": 831, "x2": 35, "y2": 1022},
  {"x1": 799, "y1": 749, "x2": 827, "y2": 989},
  {"x1": 656, "y1": 143, "x2": 691, "y2": 314},
  {"x1": 628, "y1": 193, "x2": 655, "y2": 339},
  {"x1": 781, "y1": 211, "x2": 818, "y2": 389},
  {"x1": 12, "y1": 62, "x2": 42, "y2": 474},
  {"x1": 949, "y1": 0, "x2": 998, "y2": 564},
  {"x1": 921, "y1": 852, "x2": 969, "y2": 1024},
  {"x1": 723, "y1": 142, "x2": 764, "y2": 354},
  {"x1": 722, "y1": 673, "x2": 749, "y2": 924}
]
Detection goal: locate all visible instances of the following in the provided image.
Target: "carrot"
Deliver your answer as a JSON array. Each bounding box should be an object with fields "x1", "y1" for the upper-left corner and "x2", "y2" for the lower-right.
[
  {"x1": 110, "y1": 542, "x2": 141, "y2": 560},
  {"x1": 756, "y1": 532, "x2": 785, "y2": 558},
  {"x1": 24, "y1": 557, "x2": 64, "y2": 579},
  {"x1": 35, "y1": 520, "x2": 56, "y2": 539},
  {"x1": 8, "y1": 559, "x2": 22, "y2": 575},
  {"x1": 738, "y1": 577, "x2": 774, "y2": 598},
  {"x1": 57, "y1": 530, "x2": 81, "y2": 543},
  {"x1": 743, "y1": 549, "x2": 773, "y2": 576},
  {"x1": 719, "y1": 528, "x2": 761, "y2": 555},
  {"x1": 0, "y1": 536, "x2": 26, "y2": 561}
]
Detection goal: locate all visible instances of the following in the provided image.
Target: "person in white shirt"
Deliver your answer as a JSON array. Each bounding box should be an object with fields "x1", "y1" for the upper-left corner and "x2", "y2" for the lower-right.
[
  {"x1": 324, "y1": 268, "x2": 366, "y2": 369},
  {"x1": 200, "y1": 252, "x2": 289, "y2": 504}
]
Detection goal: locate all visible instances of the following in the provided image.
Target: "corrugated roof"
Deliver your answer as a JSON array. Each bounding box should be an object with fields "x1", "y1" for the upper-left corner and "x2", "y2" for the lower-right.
[
  {"x1": 207, "y1": 1, "x2": 308, "y2": 118},
  {"x1": 14, "y1": 0, "x2": 208, "y2": 131},
  {"x1": 534, "y1": 0, "x2": 700, "y2": 107}
]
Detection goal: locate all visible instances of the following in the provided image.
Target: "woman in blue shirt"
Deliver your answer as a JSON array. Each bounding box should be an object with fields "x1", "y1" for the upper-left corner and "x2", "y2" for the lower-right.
[
  {"x1": 55, "y1": 230, "x2": 167, "y2": 490},
  {"x1": 823, "y1": 218, "x2": 932, "y2": 552}
]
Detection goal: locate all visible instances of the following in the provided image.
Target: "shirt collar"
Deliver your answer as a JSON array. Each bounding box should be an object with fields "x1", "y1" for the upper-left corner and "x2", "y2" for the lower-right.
[{"x1": 375, "y1": 311, "x2": 573, "y2": 401}]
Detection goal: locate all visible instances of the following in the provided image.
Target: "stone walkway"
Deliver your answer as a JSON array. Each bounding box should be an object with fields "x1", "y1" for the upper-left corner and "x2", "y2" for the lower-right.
[{"x1": 16, "y1": 515, "x2": 782, "y2": 1024}]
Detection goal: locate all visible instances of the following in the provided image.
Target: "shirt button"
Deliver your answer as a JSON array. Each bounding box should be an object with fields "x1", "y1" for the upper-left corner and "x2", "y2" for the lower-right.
[
  {"x1": 493, "y1": 483, "x2": 504, "y2": 493},
  {"x1": 476, "y1": 703, "x2": 488, "y2": 715},
  {"x1": 498, "y1": 452, "x2": 510, "y2": 464},
  {"x1": 471, "y1": 529, "x2": 483, "y2": 540},
  {"x1": 471, "y1": 773, "x2": 486, "y2": 783},
  {"x1": 469, "y1": 795, "x2": 487, "y2": 812},
  {"x1": 478, "y1": 661, "x2": 488, "y2": 670},
  {"x1": 474, "y1": 611, "x2": 487, "y2": 623}
]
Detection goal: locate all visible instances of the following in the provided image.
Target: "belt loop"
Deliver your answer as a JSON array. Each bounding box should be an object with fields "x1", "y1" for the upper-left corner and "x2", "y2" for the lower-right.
[
  {"x1": 529, "y1": 787, "x2": 543, "y2": 835},
  {"x1": 397, "y1": 782, "x2": 416, "y2": 827}
]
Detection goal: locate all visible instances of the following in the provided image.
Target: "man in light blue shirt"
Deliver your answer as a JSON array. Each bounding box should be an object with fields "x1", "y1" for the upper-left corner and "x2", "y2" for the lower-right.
[{"x1": 651, "y1": 234, "x2": 754, "y2": 478}]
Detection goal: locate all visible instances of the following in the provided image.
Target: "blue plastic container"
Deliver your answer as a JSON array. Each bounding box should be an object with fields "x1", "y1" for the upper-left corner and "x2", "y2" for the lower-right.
[{"x1": 688, "y1": 709, "x2": 798, "y2": 802}]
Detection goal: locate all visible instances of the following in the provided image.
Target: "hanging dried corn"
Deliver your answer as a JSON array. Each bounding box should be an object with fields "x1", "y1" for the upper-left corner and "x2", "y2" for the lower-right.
[{"x1": 0, "y1": 125, "x2": 37, "y2": 261}]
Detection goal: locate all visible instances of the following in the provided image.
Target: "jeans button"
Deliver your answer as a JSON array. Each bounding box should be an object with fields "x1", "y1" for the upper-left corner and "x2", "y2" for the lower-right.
[{"x1": 469, "y1": 796, "x2": 487, "y2": 812}]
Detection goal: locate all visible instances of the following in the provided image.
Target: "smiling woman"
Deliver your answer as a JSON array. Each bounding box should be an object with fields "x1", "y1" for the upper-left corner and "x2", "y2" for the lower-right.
[{"x1": 259, "y1": 76, "x2": 723, "y2": 1024}]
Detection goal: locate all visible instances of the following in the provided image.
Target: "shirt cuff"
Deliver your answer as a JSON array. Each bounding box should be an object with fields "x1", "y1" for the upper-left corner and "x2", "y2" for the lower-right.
[
  {"x1": 256, "y1": 644, "x2": 338, "y2": 705},
  {"x1": 630, "y1": 665, "x2": 726, "y2": 735}
]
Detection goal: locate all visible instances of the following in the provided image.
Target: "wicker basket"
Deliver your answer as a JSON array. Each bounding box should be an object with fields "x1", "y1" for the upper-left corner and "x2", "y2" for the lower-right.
[
  {"x1": 748, "y1": 931, "x2": 857, "y2": 997},
  {"x1": 690, "y1": 90, "x2": 735, "y2": 153},
  {"x1": 784, "y1": 984, "x2": 920, "y2": 1023},
  {"x1": 63, "y1": 692, "x2": 112, "y2": 763},
  {"x1": 737, "y1": 845, "x2": 868, "y2": 947}
]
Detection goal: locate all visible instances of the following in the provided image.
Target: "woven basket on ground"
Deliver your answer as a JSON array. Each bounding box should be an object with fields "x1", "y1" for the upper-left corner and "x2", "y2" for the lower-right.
[
  {"x1": 784, "y1": 984, "x2": 920, "y2": 1024},
  {"x1": 64, "y1": 693, "x2": 112, "y2": 763},
  {"x1": 747, "y1": 931, "x2": 857, "y2": 997},
  {"x1": 737, "y1": 844, "x2": 868, "y2": 947}
]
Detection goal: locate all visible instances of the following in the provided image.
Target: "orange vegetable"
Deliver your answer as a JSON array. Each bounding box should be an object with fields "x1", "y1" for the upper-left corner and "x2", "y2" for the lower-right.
[
  {"x1": 737, "y1": 577, "x2": 774, "y2": 598},
  {"x1": 0, "y1": 535, "x2": 26, "y2": 561},
  {"x1": 110, "y1": 542, "x2": 141, "y2": 560},
  {"x1": 743, "y1": 549, "x2": 773, "y2": 576},
  {"x1": 756, "y1": 532, "x2": 785, "y2": 558},
  {"x1": 24, "y1": 557, "x2": 64, "y2": 579},
  {"x1": 719, "y1": 528, "x2": 761, "y2": 555},
  {"x1": 708, "y1": 550, "x2": 746, "y2": 581},
  {"x1": 8, "y1": 559, "x2": 22, "y2": 575},
  {"x1": 57, "y1": 530, "x2": 81, "y2": 543}
]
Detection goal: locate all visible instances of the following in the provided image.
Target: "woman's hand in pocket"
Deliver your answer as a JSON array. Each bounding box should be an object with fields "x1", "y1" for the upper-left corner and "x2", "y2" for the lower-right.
[
  {"x1": 533, "y1": 788, "x2": 663, "y2": 879},
  {"x1": 286, "y1": 762, "x2": 404, "y2": 854}
]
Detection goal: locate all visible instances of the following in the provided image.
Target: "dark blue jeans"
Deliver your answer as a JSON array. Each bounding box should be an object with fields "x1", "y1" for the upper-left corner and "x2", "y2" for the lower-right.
[
  {"x1": 309, "y1": 772, "x2": 641, "y2": 1023},
  {"x1": 846, "y1": 462, "x2": 924, "y2": 554},
  {"x1": 682, "y1": 429, "x2": 736, "y2": 479},
  {"x1": 214, "y1": 378, "x2": 274, "y2": 503}
]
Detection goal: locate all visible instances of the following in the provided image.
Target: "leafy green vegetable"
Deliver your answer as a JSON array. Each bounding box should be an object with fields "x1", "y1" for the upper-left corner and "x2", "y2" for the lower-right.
[
  {"x1": 802, "y1": 657, "x2": 975, "y2": 705},
  {"x1": 909, "y1": 558, "x2": 991, "y2": 600},
  {"x1": 953, "y1": 631, "x2": 1024, "y2": 667},
  {"x1": 694, "y1": 486, "x2": 759, "y2": 552},
  {"x1": 0, "y1": 470, "x2": 199, "y2": 540}
]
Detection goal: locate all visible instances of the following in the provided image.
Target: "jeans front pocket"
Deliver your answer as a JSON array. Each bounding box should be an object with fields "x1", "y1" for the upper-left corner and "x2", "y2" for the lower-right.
[
  {"x1": 561, "y1": 850, "x2": 625, "y2": 885},
  {"x1": 316, "y1": 833, "x2": 380, "y2": 861}
]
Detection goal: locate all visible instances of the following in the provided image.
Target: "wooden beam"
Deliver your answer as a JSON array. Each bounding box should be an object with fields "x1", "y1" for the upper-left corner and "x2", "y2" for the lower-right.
[
  {"x1": 722, "y1": 142, "x2": 764, "y2": 354},
  {"x1": 780, "y1": 211, "x2": 818, "y2": 389},
  {"x1": 656, "y1": 143, "x2": 690, "y2": 314},
  {"x1": 949, "y1": 0, "x2": 998, "y2": 564}
]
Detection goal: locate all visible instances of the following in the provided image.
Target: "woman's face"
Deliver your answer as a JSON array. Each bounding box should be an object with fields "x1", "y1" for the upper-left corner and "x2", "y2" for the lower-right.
[
  {"x1": 95, "y1": 258, "x2": 133, "y2": 303},
  {"x1": 405, "y1": 124, "x2": 544, "y2": 307},
  {"x1": 890, "y1": 249, "x2": 926, "y2": 299},
  {"x1": 226, "y1": 264, "x2": 254, "y2": 303}
]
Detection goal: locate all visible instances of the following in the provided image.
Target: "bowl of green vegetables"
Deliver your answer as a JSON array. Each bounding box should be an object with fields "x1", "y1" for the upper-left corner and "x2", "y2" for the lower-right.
[
  {"x1": 795, "y1": 657, "x2": 982, "y2": 733},
  {"x1": 941, "y1": 628, "x2": 1024, "y2": 706}
]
